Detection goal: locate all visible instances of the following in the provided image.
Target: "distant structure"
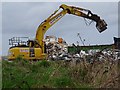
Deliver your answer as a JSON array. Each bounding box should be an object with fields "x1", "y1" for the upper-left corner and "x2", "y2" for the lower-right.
[
  {"x1": 77, "y1": 33, "x2": 85, "y2": 46},
  {"x1": 114, "y1": 37, "x2": 120, "y2": 49}
]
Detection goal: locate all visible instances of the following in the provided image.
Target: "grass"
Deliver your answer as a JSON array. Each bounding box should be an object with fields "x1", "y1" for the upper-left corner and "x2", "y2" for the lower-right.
[{"x1": 2, "y1": 58, "x2": 119, "y2": 88}]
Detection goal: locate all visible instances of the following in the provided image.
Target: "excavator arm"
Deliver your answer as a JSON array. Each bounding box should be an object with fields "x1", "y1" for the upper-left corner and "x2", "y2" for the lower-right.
[{"x1": 35, "y1": 4, "x2": 107, "y2": 53}]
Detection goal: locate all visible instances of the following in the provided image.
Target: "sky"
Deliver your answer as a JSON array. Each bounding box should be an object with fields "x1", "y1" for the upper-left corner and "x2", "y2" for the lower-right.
[
  {"x1": 1, "y1": 2, "x2": 119, "y2": 56},
  {"x1": 0, "y1": 2, "x2": 2, "y2": 56},
  {"x1": 118, "y1": 2, "x2": 120, "y2": 37}
]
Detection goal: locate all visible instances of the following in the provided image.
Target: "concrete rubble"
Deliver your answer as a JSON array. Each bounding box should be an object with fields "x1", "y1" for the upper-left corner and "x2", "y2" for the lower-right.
[
  {"x1": 45, "y1": 35, "x2": 68, "y2": 60},
  {"x1": 44, "y1": 35, "x2": 120, "y2": 62}
]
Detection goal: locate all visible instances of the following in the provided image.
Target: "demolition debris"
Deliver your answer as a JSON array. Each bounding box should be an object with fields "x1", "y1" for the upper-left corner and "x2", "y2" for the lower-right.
[
  {"x1": 44, "y1": 36, "x2": 120, "y2": 62},
  {"x1": 45, "y1": 35, "x2": 68, "y2": 60}
]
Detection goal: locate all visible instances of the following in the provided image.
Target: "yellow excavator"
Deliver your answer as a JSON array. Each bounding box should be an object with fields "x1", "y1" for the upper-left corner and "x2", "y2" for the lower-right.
[{"x1": 8, "y1": 4, "x2": 107, "y2": 60}]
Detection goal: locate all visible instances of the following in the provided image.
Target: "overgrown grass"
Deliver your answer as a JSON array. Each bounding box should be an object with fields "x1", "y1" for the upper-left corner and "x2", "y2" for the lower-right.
[{"x1": 2, "y1": 58, "x2": 119, "y2": 88}]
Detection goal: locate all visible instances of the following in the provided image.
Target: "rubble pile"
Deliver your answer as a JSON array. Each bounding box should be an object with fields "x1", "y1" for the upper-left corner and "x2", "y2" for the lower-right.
[
  {"x1": 45, "y1": 35, "x2": 68, "y2": 60},
  {"x1": 76, "y1": 49, "x2": 119, "y2": 65},
  {"x1": 44, "y1": 36, "x2": 120, "y2": 62}
]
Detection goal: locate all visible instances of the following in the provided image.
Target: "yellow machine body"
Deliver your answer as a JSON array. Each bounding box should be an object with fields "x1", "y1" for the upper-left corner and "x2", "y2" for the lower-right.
[{"x1": 8, "y1": 47, "x2": 47, "y2": 60}]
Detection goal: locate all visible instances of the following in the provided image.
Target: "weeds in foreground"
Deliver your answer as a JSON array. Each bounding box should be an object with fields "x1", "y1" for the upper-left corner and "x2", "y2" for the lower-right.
[{"x1": 2, "y1": 58, "x2": 119, "y2": 88}]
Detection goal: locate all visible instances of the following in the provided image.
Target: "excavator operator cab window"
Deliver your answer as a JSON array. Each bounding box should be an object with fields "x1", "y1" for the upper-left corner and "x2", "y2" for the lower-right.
[
  {"x1": 9, "y1": 37, "x2": 29, "y2": 48},
  {"x1": 27, "y1": 40, "x2": 35, "y2": 47}
]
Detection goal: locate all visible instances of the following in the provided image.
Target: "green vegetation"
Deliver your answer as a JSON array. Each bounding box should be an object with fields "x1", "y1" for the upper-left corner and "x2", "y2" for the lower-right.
[
  {"x1": 2, "y1": 58, "x2": 118, "y2": 88},
  {"x1": 68, "y1": 44, "x2": 113, "y2": 53}
]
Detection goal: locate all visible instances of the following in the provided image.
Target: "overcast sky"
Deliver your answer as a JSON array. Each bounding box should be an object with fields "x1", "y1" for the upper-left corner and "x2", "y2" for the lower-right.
[{"x1": 2, "y1": 2, "x2": 118, "y2": 56}]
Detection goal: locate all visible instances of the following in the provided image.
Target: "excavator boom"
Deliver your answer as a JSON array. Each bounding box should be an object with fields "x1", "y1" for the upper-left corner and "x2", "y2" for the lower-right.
[{"x1": 35, "y1": 4, "x2": 107, "y2": 53}]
